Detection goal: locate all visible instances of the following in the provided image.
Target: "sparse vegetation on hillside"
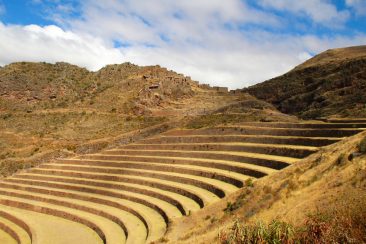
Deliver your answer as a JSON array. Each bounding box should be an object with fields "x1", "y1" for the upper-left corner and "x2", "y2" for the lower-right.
[
  {"x1": 0, "y1": 62, "x2": 197, "y2": 114},
  {"x1": 219, "y1": 220, "x2": 294, "y2": 243},
  {"x1": 184, "y1": 95, "x2": 296, "y2": 129},
  {"x1": 0, "y1": 61, "x2": 257, "y2": 177},
  {"x1": 359, "y1": 136, "x2": 366, "y2": 153},
  {"x1": 161, "y1": 130, "x2": 366, "y2": 244},
  {"x1": 245, "y1": 46, "x2": 366, "y2": 119},
  {"x1": 220, "y1": 194, "x2": 366, "y2": 244},
  {"x1": 0, "y1": 111, "x2": 166, "y2": 177},
  {"x1": 1, "y1": 54, "x2": 365, "y2": 244}
]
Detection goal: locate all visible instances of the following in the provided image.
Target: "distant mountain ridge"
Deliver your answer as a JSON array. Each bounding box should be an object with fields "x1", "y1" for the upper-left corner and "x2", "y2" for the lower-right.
[
  {"x1": 0, "y1": 61, "x2": 197, "y2": 115},
  {"x1": 244, "y1": 45, "x2": 366, "y2": 119}
]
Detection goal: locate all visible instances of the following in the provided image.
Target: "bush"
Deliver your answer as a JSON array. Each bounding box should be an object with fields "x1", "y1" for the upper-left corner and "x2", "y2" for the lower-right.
[
  {"x1": 245, "y1": 178, "x2": 254, "y2": 187},
  {"x1": 224, "y1": 201, "x2": 241, "y2": 213},
  {"x1": 359, "y1": 137, "x2": 366, "y2": 153},
  {"x1": 336, "y1": 153, "x2": 346, "y2": 165},
  {"x1": 220, "y1": 197, "x2": 366, "y2": 244},
  {"x1": 219, "y1": 220, "x2": 294, "y2": 244}
]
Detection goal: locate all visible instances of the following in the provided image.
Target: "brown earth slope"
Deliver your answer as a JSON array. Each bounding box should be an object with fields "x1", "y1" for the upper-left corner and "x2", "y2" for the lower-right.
[
  {"x1": 244, "y1": 45, "x2": 366, "y2": 119},
  {"x1": 0, "y1": 62, "x2": 286, "y2": 177},
  {"x1": 160, "y1": 128, "x2": 366, "y2": 244}
]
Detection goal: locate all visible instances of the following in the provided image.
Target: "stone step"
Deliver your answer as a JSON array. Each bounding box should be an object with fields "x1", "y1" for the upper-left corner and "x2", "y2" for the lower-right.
[
  {"x1": 163, "y1": 126, "x2": 363, "y2": 137},
  {"x1": 38, "y1": 163, "x2": 230, "y2": 199},
  {"x1": 58, "y1": 158, "x2": 248, "y2": 188},
  {"x1": 119, "y1": 142, "x2": 318, "y2": 158},
  {"x1": 75, "y1": 154, "x2": 277, "y2": 177},
  {"x1": 141, "y1": 135, "x2": 340, "y2": 147},
  {"x1": 98, "y1": 150, "x2": 296, "y2": 170},
  {"x1": 234, "y1": 122, "x2": 366, "y2": 129},
  {"x1": 0, "y1": 205, "x2": 103, "y2": 244},
  {"x1": 0, "y1": 209, "x2": 32, "y2": 244},
  {"x1": 13, "y1": 173, "x2": 199, "y2": 216},
  {"x1": 0, "y1": 181, "x2": 166, "y2": 243},
  {"x1": 0, "y1": 216, "x2": 31, "y2": 244},
  {"x1": 324, "y1": 119, "x2": 366, "y2": 123},
  {"x1": 0, "y1": 225, "x2": 17, "y2": 244},
  {"x1": 0, "y1": 187, "x2": 140, "y2": 244},
  {"x1": 24, "y1": 168, "x2": 218, "y2": 207},
  {"x1": 0, "y1": 195, "x2": 117, "y2": 244}
]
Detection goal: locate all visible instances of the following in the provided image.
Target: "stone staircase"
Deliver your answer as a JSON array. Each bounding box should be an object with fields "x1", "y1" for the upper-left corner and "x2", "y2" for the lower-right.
[{"x1": 0, "y1": 121, "x2": 365, "y2": 244}]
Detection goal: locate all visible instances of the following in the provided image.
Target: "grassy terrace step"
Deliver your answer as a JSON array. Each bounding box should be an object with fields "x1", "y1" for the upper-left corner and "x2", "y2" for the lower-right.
[
  {"x1": 4, "y1": 177, "x2": 177, "y2": 222},
  {"x1": 0, "y1": 187, "x2": 142, "y2": 244},
  {"x1": 119, "y1": 143, "x2": 318, "y2": 158},
  {"x1": 7, "y1": 178, "x2": 175, "y2": 222},
  {"x1": 234, "y1": 122, "x2": 366, "y2": 129},
  {"x1": 0, "y1": 181, "x2": 166, "y2": 243},
  {"x1": 12, "y1": 173, "x2": 198, "y2": 216},
  {"x1": 0, "y1": 195, "x2": 115, "y2": 244},
  {"x1": 163, "y1": 126, "x2": 363, "y2": 137},
  {"x1": 2, "y1": 121, "x2": 359, "y2": 244},
  {"x1": 141, "y1": 135, "x2": 341, "y2": 147},
  {"x1": 24, "y1": 168, "x2": 217, "y2": 207},
  {"x1": 77, "y1": 155, "x2": 274, "y2": 177},
  {"x1": 98, "y1": 150, "x2": 297, "y2": 170},
  {"x1": 0, "y1": 216, "x2": 31, "y2": 244},
  {"x1": 0, "y1": 209, "x2": 32, "y2": 244},
  {"x1": 38, "y1": 163, "x2": 229, "y2": 199},
  {"x1": 58, "y1": 158, "x2": 247, "y2": 188},
  {"x1": 0, "y1": 226, "x2": 17, "y2": 244},
  {"x1": 0, "y1": 205, "x2": 104, "y2": 244},
  {"x1": 324, "y1": 119, "x2": 366, "y2": 123},
  {"x1": 0, "y1": 218, "x2": 18, "y2": 244},
  {"x1": 0, "y1": 181, "x2": 166, "y2": 240}
]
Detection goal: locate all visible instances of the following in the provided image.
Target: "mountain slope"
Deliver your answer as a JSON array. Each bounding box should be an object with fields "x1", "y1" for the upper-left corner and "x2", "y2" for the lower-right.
[
  {"x1": 244, "y1": 45, "x2": 366, "y2": 119},
  {"x1": 0, "y1": 62, "x2": 286, "y2": 177},
  {"x1": 160, "y1": 129, "x2": 366, "y2": 243}
]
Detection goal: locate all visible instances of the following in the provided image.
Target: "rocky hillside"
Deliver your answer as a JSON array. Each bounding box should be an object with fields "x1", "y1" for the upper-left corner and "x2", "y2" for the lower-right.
[
  {"x1": 244, "y1": 45, "x2": 366, "y2": 119},
  {"x1": 0, "y1": 61, "x2": 287, "y2": 178},
  {"x1": 0, "y1": 62, "x2": 206, "y2": 176},
  {"x1": 0, "y1": 62, "x2": 198, "y2": 115}
]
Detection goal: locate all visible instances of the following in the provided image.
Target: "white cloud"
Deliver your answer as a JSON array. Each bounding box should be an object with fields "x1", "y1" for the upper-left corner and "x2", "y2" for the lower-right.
[
  {"x1": 258, "y1": 0, "x2": 350, "y2": 27},
  {"x1": 1, "y1": 1, "x2": 366, "y2": 89},
  {"x1": 298, "y1": 52, "x2": 313, "y2": 62},
  {"x1": 66, "y1": 0, "x2": 281, "y2": 46},
  {"x1": 0, "y1": 22, "x2": 124, "y2": 70},
  {"x1": 346, "y1": 0, "x2": 366, "y2": 16}
]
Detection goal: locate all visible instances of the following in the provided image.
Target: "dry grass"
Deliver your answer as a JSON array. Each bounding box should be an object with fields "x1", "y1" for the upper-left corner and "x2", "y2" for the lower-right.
[
  {"x1": 245, "y1": 46, "x2": 366, "y2": 119},
  {"x1": 160, "y1": 131, "x2": 366, "y2": 244},
  {"x1": 0, "y1": 112, "x2": 166, "y2": 177},
  {"x1": 219, "y1": 193, "x2": 366, "y2": 244},
  {"x1": 219, "y1": 220, "x2": 294, "y2": 244}
]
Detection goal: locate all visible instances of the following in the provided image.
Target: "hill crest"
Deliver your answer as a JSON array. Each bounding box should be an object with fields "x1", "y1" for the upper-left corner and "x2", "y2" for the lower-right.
[{"x1": 244, "y1": 45, "x2": 366, "y2": 119}]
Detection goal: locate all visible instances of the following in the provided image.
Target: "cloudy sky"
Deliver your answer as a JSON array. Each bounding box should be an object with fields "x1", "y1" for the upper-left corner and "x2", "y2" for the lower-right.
[{"x1": 0, "y1": 0, "x2": 366, "y2": 89}]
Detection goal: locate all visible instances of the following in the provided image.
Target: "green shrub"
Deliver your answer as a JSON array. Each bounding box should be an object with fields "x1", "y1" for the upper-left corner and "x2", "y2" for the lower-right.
[
  {"x1": 224, "y1": 201, "x2": 241, "y2": 213},
  {"x1": 245, "y1": 178, "x2": 254, "y2": 187},
  {"x1": 359, "y1": 137, "x2": 366, "y2": 153}
]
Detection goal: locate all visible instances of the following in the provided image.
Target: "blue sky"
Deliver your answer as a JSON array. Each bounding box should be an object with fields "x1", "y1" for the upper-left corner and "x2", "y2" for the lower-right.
[{"x1": 0, "y1": 0, "x2": 365, "y2": 88}]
